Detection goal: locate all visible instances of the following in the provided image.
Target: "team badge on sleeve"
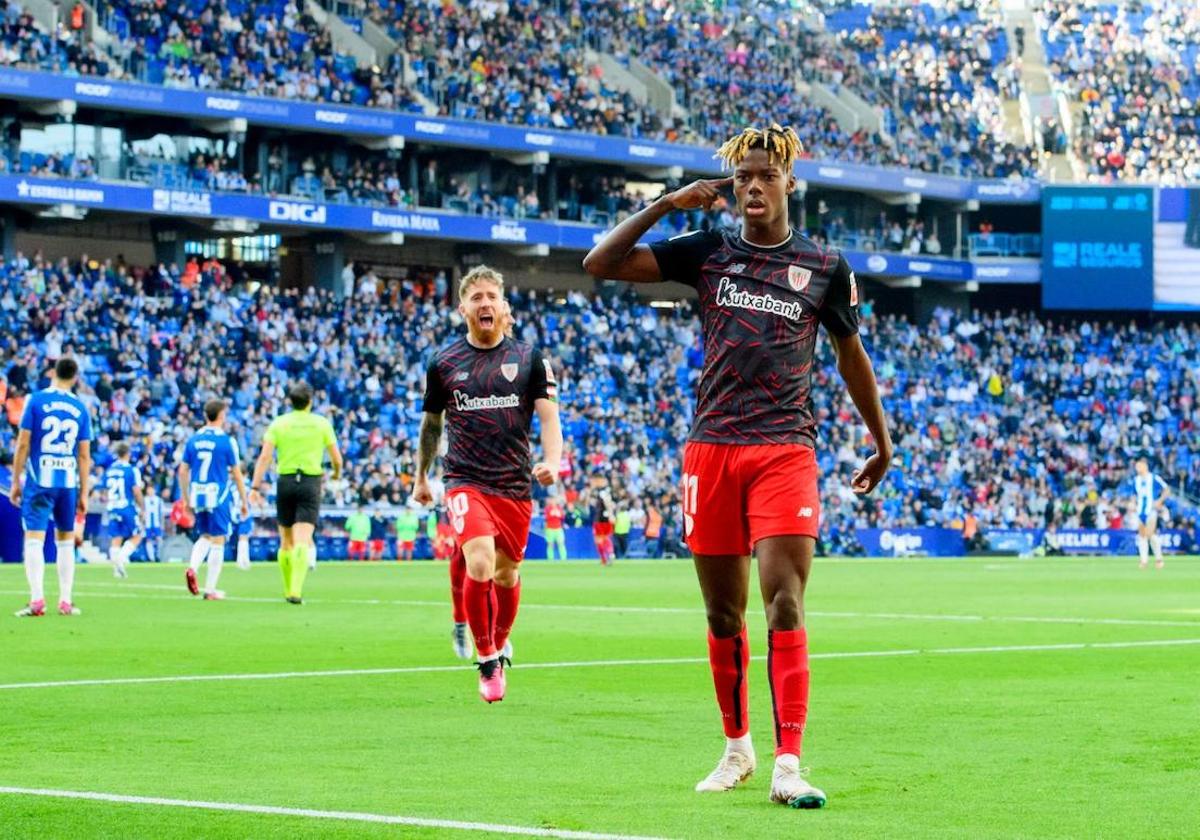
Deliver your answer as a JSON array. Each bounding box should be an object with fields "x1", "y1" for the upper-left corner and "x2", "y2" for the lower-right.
[
  {"x1": 849, "y1": 270, "x2": 859, "y2": 306},
  {"x1": 788, "y1": 265, "x2": 812, "y2": 292}
]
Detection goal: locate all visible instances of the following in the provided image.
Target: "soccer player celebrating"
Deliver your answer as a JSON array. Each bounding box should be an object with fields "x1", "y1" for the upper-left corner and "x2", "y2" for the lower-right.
[
  {"x1": 103, "y1": 441, "x2": 144, "y2": 578},
  {"x1": 583, "y1": 124, "x2": 892, "y2": 808},
  {"x1": 10, "y1": 357, "x2": 93, "y2": 617},
  {"x1": 250, "y1": 382, "x2": 343, "y2": 604},
  {"x1": 414, "y1": 265, "x2": 562, "y2": 703},
  {"x1": 1132, "y1": 458, "x2": 1169, "y2": 569},
  {"x1": 179, "y1": 399, "x2": 249, "y2": 601}
]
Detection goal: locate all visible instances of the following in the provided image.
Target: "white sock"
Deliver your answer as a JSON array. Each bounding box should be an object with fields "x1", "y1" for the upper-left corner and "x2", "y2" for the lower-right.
[
  {"x1": 120, "y1": 541, "x2": 138, "y2": 566},
  {"x1": 306, "y1": 544, "x2": 317, "y2": 569},
  {"x1": 109, "y1": 545, "x2": 123, "y2": 571},
  {"x1": 145, "y1": 541, "x2": 158, "y2": 563},
  {"x1": 189, "y1": 537, "x2": 211, "y2": 572},
  {"x1": 1136, "y1": 536, "x2": 1150, "y2": 564},
  {"x1": 1150, "y1": 534, "x2": 1164, "y2": 561},
  {"x1": 56, "y1": 540, "x2": 76, "y2": 604},
  {"x1": 205, "y1": 543, "x2": 224, "y2": 593},
  {"x1": 726, "y1": 734, "x2": 754, "y2": 756},
  {"x1": 24, "y1": 538, "x2": 45, "y2": 603},
  {"x1": 775, "y1": 753, "x2": 799, "y2": 771},
  {"x1": 237, "y1": 538, "x2": 250, "y2": 567}
]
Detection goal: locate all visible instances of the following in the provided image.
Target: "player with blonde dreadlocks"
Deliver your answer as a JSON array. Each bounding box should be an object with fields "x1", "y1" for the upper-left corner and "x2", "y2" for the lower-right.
[{"x1": 584, "y1": 127, "x2": 892, "y2": 810}]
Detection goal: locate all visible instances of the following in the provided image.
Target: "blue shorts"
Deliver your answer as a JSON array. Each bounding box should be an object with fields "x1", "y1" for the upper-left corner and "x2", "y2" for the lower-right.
[
  {"x1": 21, "y1": 485, "x2": 77, "y2": 533},
  {"x1": 108, "y1": 508, "x2": 141, "y2": 540},
  {"x1": 194, "y1": 504, "x2": 232, "y2": 538},
  {"x1": 145, "y1": 526, "x2": 164, "y2": 539}
]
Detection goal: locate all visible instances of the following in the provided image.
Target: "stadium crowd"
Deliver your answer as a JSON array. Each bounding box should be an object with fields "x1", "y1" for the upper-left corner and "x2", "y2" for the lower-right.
[
  {"x1": 1, "y1": 0, "x2": 1045, "y2": 178},
  {"x1": 3, "y1": 249, "x2": 1198, "y2": 554},
  {"x1": 827, "y1": 0, "x2": 1037, "y2": 177},
  {"x1": 1038, "y1": 0, "x2": 1200, "y2": 184}
]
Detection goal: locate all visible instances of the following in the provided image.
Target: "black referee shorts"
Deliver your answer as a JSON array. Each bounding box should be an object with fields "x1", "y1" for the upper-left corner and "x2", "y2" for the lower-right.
[{"x1": 276, "y1": 473, "x2": 323, "y2": 527}]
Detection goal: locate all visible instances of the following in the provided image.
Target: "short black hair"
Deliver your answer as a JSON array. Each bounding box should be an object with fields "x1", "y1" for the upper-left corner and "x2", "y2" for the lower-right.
[
  {"x1": 289, "y1": 381, "x2": 314, "y2": 410},
  {"x1": 204, "y1": 398, "x2": 226, "y2": 422},
  {"x1": 54, "y1": 357, "x2": 79, "y2": 381},
  {"x1": 114, "y1": 440, "x2": 130, "y2": 458}
]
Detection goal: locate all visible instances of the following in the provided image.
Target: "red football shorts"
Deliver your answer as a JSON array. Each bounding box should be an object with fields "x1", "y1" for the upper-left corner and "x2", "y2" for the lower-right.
[
  {"x1": 348, "y1": 540, "x2": 366, "y2": 556},
  {"x1": 369, "y1": 539, "x2": 386, "y2": 555},
  {"x1": 446, "y1": 486, "x2": 533, "y2": 563},
  {"x1": 399, "y1": 540, "x2": 415, "y2": 552},
  {"x1": 681, "y1": 441, "x2": 820, "y2": 556}
]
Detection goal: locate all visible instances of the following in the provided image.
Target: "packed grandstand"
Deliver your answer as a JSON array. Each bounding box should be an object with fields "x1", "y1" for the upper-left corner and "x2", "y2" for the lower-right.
[
  {"x1": 1, "y1": 250, "x2": 1196, "y2": 553},
  {"x1": 6, "y1": 0, "x2": 1037, "y2": 177},
  {"x1": 2, "y1": 0, "x2": 1199, "y2": 557}
]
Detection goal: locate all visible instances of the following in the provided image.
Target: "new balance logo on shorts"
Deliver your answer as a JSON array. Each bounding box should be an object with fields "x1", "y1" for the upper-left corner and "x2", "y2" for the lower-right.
[{"x1": 797, "y1": 507, "x2": 814, "y2": 518}]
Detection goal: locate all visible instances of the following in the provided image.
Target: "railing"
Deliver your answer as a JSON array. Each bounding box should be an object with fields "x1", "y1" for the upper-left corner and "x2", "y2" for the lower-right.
[{"x1": 968, "y1": 233, "x2": 1041, "y2": 258}]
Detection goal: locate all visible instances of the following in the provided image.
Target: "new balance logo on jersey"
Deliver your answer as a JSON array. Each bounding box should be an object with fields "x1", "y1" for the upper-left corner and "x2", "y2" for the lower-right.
[
  {"x1": 727, "y1": 263, "x2": 748, "y2": 274},
  {"x1": 453, "y1": 391, "x2": 520, "y2": 411},
  {"x1": 454, "y1": 371, "x2": 470, "y2": 382},
  {"x1": 716, "y1": 277, "x2": 804, "y2": 320}
]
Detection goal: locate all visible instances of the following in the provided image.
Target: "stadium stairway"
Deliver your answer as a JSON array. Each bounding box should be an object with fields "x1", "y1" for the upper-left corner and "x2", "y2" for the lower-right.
[
  {"x1": 626, "y1": 55, "x2": 684, "y2": 123},
  {"x1": 832, "y1": 83, "x2": 884, "y2": 136},
  {"x1": 305, "y1": 0, "x2": 380, "y2": 71},
  {"x1": 1154, "y1": 221, "x2": 1200, "y2": 307},
  {"x1": 585, "y1": 50, "x2": 651, "y2": 110},
  {"x1": 21, "y1": 0, "x2": 63, "y2": 34},
  {"x1": 1004, "y1": 1, "x2": 1075, "y2": 181},
  {"x1": 802, "y1": 78, "x2": 862, "y2": 133}
]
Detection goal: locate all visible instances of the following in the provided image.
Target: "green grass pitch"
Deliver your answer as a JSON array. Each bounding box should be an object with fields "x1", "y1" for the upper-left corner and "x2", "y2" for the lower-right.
[{"x1": 1, "y1": 556, "x2": 1198, "y2": 839}]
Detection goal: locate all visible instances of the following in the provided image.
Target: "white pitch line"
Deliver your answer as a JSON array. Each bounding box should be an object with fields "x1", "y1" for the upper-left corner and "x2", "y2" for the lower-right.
[
  {"x1": 0, "y1": 787, "x2": 671, "y2": 840},
  {"x1": 3, "y1": 638, "x2": 1200, "y2": 692},
  {"x1": 806, "y1": 611, "x2": 1200, "y2": 628},
  {"x1": 43, "y1": 584, "x2": 1200, "y2": 628}
]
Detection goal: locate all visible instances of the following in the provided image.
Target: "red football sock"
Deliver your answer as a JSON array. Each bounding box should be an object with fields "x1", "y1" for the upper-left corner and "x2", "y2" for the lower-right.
[
  {"x1": 449, "y1": 548, "x2": 467, "y2": 624},
  {"x1": 707, "y1": 626, "x2": 750, "y2": 739},
  {"x1": 463, "y1": 576, "x2": 497, "y2": 658},
  {"x1": 767, "y1": 628, "x2": 810, "y2": 757},
  {"x1": 493, "y1": 577, "x2": 521, "y2": 653}
]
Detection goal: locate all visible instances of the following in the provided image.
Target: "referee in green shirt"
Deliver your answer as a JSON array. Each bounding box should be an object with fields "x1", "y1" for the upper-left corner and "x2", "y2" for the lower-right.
[{"x1": 250, "y1": 382, "x2": 343, "y2": 604}]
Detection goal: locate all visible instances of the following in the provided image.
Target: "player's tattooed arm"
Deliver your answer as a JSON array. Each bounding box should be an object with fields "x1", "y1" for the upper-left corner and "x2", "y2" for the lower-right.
[
  {"x1": 417, "y1": 412, "x2": 443, "y2": 475},
  {"x1": 413, "y1": 412, "x2": 444, "y2": 506},
  {"x1": 830, "y1": 332, "x2": 892, "y2": 495}
]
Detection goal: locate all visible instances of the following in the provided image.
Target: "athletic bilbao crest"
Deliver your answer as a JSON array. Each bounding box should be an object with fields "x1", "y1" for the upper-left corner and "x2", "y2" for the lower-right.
[
  {"x1": 501, "y1": 363, "x2": 519, "y2": 382},
  {"x1": 788, "y1": 265, "x2": 812, "y2": 292},
  {"x1": 849, "y1": 270, "x2": 859, "y2": 306}
]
